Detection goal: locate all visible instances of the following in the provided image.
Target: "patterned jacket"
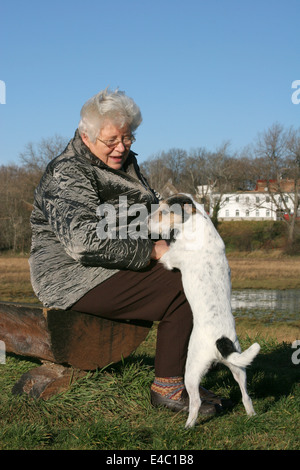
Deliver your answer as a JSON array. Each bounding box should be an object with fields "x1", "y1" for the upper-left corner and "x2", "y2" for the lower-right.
[{"x1": 29, "y1": 130, "x2": 158, "y2": 309}]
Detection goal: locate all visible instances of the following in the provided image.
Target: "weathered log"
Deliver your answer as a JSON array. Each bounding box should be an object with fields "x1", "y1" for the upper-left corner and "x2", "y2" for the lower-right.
[
  {"x1": 0, "y1": 301, "x2": 152, "y2": 398},
  {"x1": 0, "y1": 301, "x2": 152, "y2": 370},
  {"x1": 0, "y1": 302, "x2": 54, "y2": 362}
]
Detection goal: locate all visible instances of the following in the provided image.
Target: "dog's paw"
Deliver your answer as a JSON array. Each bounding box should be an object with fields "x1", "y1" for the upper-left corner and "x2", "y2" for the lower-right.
[{"x1": 159, "y1": 254, "x2": 174, "y2": 271}]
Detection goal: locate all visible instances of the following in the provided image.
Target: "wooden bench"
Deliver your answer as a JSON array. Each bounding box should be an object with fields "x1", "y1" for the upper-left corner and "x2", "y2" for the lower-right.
[{"x1": 0, "y1": 301, "x2": 152, "y2": 399}]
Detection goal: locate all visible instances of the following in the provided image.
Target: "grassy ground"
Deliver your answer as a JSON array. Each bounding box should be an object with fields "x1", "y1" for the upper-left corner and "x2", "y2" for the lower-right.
[
  {"x1": 0, "y1": 253, "x2": 299, "y2": 450},
  {"x1": 0, "y1": 330, "x2": 299, "y2": 450}
]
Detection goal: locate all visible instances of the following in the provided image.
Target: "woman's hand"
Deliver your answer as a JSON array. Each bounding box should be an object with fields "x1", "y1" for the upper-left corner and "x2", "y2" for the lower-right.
[{"x1": 150, "y1": 240, "x2": 170, "y2": 260}]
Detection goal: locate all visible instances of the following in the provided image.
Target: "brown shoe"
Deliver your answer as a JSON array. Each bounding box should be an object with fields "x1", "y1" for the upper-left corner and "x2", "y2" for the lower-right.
[{"x1": 150, "y1": 389, "x2": 219, "y2": 416}]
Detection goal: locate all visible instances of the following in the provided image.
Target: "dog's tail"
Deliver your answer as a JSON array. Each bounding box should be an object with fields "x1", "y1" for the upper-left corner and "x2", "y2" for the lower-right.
[{"x1": 216, "y1": 336, "x2": 260, "y2": 368}]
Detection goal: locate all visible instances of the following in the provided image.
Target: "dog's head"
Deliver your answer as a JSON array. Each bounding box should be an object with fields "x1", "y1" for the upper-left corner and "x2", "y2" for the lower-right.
[{"x1": 149, "y1": 193, "x2": 197, "y2": 240}]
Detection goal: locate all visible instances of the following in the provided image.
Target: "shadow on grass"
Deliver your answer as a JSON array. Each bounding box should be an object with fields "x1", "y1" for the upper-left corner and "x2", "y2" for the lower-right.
[
  {"x1": 97, "y1": 339, "x2": 299, "y2": 422},
  {"x1": 200, "y1": 341, "x2": 299, "y2": 412}
]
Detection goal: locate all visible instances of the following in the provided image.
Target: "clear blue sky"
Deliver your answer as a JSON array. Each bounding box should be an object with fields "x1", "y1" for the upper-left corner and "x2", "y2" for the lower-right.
[{"x1": 1, "y1": 0, "x2": 299, "y2": 166}]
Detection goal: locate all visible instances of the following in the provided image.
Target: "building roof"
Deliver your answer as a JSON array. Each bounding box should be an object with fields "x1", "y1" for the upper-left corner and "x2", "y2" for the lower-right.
[{"x1": 254, "y1": 179, "x2": 298, "y2": 193}]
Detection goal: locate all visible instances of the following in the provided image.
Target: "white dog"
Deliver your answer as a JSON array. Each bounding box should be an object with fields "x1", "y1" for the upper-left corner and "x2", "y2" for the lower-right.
[{"x1": 149, "y1": 194, "x2": 260, "y2": 428}]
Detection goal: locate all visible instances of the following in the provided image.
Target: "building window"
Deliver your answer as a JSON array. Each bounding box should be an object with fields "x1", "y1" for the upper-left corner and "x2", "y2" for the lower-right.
[
  {"x1": 246, "y1": 210, "x2": 249, "y2": 217},
  {"x1": 266, "y1": 196, "x2": 270, "y2": 203},
  {"x1": 266, "y1": 210, "x2": 270, "y2": 217},
  {"x1": 225, "y1": 197, "x2": 229, "y2": 203},
  {"x1": 235, "y1": 210, "x2": 239, "y2": 217},
  {"x1": 225, "y1": 210, "x2": 229, "y2": 217},
  {"x1": 236, "y1": 196, "x2": 239, "y2": 203},
  {"x1": 245, "y1": 196, "x2": 249, "y2": 203},
  {"x1": 256, "y1": 210, "x2": 259, "y2": 217},
  {"x1": 256, "y1": 196, "x2": 260, "y2": 203}
]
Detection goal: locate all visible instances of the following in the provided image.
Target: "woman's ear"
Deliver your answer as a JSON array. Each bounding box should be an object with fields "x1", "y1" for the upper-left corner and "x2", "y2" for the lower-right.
[{"x1": 81, "y1": 132, "x2": 90, "y2": 147}]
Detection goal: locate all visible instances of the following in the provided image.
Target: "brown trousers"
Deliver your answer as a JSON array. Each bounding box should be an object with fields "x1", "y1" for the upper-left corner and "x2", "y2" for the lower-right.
[{"x1": 72, "y1": 261, "x2": 193, "y2": 377}]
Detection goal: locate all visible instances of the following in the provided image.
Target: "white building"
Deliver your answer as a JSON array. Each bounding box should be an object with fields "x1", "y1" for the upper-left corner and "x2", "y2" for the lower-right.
[{"x1": 198, "y1": 180, "x2": 299, "y2": 221}]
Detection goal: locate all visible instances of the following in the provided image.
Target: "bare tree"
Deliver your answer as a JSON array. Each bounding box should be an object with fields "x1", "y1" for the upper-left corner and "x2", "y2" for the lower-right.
[
  {"x1": 140, "y1": 148, "x2": 188, "y2": 194},
  {"x1": 0, "y1": 135, "x2": 68, "y2": 252},
  {"x1": 202, "y1": 142, "x2": 237, "y2": 226},
  {"x1": 0, "y1": 165, "x2": 33, "y2": 251},
  {"x1": 19, "y1": 134, "x2": 68, "y2": 188},
  {"x1": 253, "y1": 123, "x2": 300, "y2": 247},
  {"x1": 285, "y1": 127, "x2": 300, "y2": 246},
  {"x1": 140, "y1": 155, "x2": 173, "y2": 194},
  {"x1": 180, "y1": 147, "x2": 209, "y2": 196}
]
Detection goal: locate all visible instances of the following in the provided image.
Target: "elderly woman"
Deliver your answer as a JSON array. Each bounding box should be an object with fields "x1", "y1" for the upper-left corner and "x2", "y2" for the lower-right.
[{"x1": 29, "y1": 88, "x2": 224, "y2": 415}]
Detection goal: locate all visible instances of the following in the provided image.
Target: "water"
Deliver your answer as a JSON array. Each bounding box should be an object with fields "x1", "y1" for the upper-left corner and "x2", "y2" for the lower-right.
[{"x1": 231, "y1": 289, "x2": 300, "y2": 322}]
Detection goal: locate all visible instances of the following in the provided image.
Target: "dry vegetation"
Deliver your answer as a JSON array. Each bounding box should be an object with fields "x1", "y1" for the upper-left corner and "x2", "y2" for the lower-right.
[
  {"x1": 2, "y1": 252, "x2": 300, "y2": 303},
  {"x1": 228, "y1": 251, "x2": 300, "y2": 289},
  {"x1": 0, "y1": 256, "x2": 37, "y2": 303},
  {"x1": 235, "y1": 317, "x2": 299, "y2": 344}
]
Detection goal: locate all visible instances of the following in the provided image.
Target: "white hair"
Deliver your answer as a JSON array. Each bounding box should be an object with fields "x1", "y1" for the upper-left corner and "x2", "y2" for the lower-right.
[{"x1": 78, "y1": 88, "x2": 142, "y2": 142}]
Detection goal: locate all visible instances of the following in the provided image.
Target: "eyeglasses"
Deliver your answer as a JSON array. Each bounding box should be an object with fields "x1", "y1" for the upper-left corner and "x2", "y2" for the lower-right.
[{"x1": 96, "y1": 135, "x2": 136, "y2": 149}]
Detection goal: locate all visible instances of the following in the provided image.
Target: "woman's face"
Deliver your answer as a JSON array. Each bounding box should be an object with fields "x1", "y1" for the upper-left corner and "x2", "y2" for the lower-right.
[{"x1": 82, "y1": 121, "x2": 132, "y2": 170}]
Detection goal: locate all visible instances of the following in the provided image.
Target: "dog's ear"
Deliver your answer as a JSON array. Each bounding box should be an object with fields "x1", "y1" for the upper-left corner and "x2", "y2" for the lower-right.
[
  {"x1": 178, "y1": 195, "x2": 197, "y2": 215},
  {"x1": 164, "y1": 194, "x2": 197, "y2": 215},
  {"x1": 164, "y1": 194, "x2": 192, "y2": 206}
]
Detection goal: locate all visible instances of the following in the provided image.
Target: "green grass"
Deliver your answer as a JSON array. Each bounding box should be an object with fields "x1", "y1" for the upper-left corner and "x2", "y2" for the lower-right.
[
  {"x1": 0, "y1": 255, "x2": 299, "y2": 450},
  {"x1": 0, "y1": 327, "x2": 299, "y2": 450}
]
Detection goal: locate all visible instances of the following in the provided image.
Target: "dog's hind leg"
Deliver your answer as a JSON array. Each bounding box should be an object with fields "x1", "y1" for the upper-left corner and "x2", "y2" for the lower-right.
[
  {"x1": 184, "y1": 355, "x2": 212, "y2": 428},
  {"x1": 227, "y1": 363, "x2": 256, "y2": 416}
]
